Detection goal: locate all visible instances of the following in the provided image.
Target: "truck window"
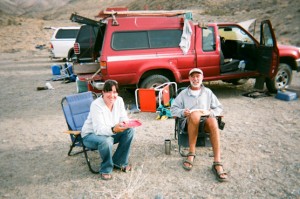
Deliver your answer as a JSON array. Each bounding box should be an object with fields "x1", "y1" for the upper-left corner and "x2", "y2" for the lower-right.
[
  {"x1": 112, "y1": 31, "x2": 149, "y2": 50},
  {"x1": 77, "y1": 25, "x2": 98, "y2": 44},
  {"x1": 55, "y1": 29, "x2": 79, "y2": 39},
  {"x1": 219, "y1": 26, "x2": 254, "y2": 44},
  {"x1": 149, "y1": 30, "x2": 182, "y2": 48},
  {"x1": 261, "y1": 24, "x2": 274, "y2": 47},
  {"x1": 112, "y1": 30, "x2": 182, "y2": 50},
  {"x1": 202, "y1": 27, "x2": 215, "y2": 51}
]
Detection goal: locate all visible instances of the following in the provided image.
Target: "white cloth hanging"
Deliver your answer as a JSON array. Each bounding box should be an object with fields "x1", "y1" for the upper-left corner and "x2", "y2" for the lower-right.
[{"x1": 179, "y1": 19, "x2": 192, "y2": 55}]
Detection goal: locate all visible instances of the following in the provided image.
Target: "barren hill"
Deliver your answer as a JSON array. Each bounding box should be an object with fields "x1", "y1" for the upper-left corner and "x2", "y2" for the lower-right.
[{"x1": 0, "y1": 0, "x2": 299, "y2": 53}]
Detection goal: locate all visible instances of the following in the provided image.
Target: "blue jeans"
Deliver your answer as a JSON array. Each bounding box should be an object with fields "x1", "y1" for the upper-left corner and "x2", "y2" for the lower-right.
[{"x1": 82, "y1": 128, "x2": 135, "y2": 174}]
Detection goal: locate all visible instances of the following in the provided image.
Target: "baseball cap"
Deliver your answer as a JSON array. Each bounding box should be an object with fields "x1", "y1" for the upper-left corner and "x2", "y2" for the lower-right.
[{"x1": 189, "y1": 68, "x2": 203, "y2": 76}]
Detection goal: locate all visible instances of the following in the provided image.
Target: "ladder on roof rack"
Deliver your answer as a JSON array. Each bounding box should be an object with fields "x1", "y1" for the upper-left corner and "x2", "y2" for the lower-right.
[
  {"x1": 97, "y1": 10, "x2": 193, "y2": 17},
  {"x1": 97, "y1": 10, "x2": 193, "y2": 26},
  {"x1": 70, "y1": 13, "x2": 101, "y2": 26}
]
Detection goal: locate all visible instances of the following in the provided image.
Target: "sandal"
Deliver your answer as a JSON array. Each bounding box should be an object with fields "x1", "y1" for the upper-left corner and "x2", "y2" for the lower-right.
[
  {"x1": 182, "y1": 152, "x2": 196, "y2": 171},
  {"x1": 114, "y1": 165, "x2": 132, "y2": 173},
  {"x1": 100, "y1": 173, "x2": 113, "y2": 181},
  {"x1": 212, "y1": 162, "x2": 228, "y2": 182}
]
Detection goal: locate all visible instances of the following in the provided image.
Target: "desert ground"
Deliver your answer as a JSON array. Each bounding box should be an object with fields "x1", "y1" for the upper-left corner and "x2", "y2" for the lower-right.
[
  {"x1": 0, "y1": 0, "x2": 300, "y2": 198},
  {"x1": 0, "y1": 45, "x2": 299, "y2": 198}
]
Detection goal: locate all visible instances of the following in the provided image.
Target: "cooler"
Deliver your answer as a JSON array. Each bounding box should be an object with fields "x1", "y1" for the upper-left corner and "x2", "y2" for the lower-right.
[
  {"x1": 275, "y1": 90, "x2": 298, "y2": 101},
  {"x1": 51, "y1": 65, "x2": 61, "y2": 75}
]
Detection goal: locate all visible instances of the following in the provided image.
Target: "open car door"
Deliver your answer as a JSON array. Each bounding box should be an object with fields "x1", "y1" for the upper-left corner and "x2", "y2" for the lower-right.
[{"x1": 257, "y1": 20, "x2": 279, "y2": 78}]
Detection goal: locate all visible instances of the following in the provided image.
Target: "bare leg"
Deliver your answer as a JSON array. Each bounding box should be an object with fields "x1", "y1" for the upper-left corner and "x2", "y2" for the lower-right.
[
  {"x1": 187, "y1": 113, "x2": 200, "y2": 153},
  {"x1": 205, "y1": 117, "x2": 227, "y2": 179},
  {"x1": 183, "y1": 112, "x2": 201, "y2": 168}
]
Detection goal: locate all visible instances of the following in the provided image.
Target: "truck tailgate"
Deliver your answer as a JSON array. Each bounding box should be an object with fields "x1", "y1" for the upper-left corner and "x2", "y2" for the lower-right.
[{"x1": 73, "y1": 62, "x2": 100, "y2": 75}]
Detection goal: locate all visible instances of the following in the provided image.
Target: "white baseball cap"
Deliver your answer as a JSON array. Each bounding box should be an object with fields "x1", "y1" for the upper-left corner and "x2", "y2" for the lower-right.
[{"x1": 189, "y1": 68, "x2": 203, "y2": 76}]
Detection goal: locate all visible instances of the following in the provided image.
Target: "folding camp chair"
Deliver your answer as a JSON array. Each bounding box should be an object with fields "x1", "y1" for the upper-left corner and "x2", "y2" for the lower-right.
[
  {"x1": 135, "y1": 82, "x2": 177, "y2": 112},
  {"x1": 61, "y1": 91, "x2": 98, "y2": 173},
  {"x1": 52, "y1": 62, "x2": 76, "y2": 82},
  {"x1": 174, "y1": 116, "x2": 224, "y2": 156},
  {"x1": 173, "y1": 87, "x2": 225, "y2": 156}
]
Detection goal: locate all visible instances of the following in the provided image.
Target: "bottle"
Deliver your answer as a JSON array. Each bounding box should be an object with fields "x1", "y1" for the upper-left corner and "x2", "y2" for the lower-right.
[
  {"x1": 45, "y1": 82, "x2": 54, "y2": 90},
  {"x1": 238, "y1": 60, "x2": 245, "y2": 71},
  {"x1": 165, "y1": 139, "x2": 171, "y2": 155}
]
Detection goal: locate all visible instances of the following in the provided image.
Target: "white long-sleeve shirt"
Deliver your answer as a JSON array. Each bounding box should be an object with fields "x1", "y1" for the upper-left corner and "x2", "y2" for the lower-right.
[{"x1": 81, "y1": 96, "x2": 128, "y2": 137}]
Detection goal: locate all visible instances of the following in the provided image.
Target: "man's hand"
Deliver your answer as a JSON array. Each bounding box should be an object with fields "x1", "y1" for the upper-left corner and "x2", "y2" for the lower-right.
[{"x1": 184, "y1": 109, "x2": 191, "y2": 117}]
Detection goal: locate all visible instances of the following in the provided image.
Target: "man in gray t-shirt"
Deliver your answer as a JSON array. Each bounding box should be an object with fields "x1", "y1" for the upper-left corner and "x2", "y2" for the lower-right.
[{"x1": 171, "y1": 68, "x2": 228, "y2": 182}]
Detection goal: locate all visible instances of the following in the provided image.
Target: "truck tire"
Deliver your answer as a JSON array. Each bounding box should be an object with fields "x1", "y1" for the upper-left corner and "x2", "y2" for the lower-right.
[
  {"x1": 266, "y1": 63, "x2": 292, "y2": 93},
  {"x1": 140, "y1": 75, "x2": 170, "y2": 89}
]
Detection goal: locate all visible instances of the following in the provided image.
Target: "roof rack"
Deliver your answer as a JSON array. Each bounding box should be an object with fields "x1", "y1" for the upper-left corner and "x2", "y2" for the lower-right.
[
  {"x1": 96, "y1": 9, "x2": 193, "y2": 18},
  {"x1": 70, "y1": 13, "x2": 101, "y2": 26}
]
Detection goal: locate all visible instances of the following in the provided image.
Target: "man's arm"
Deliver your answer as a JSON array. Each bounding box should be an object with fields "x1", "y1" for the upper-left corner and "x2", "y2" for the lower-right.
[
  {"x1": 209, "y1": 92, "x2": 223, "y2": 117},
  {"x1": 171, "y1": 93, "x2": 185, "y2": 118}
]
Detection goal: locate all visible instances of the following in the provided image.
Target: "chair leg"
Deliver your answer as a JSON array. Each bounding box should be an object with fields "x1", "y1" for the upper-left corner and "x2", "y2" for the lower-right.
[
  {"x1": 179, "y1": 145, "x2": 188, "y2": 157},
  {"x1": 68, "y1": 135, "x2": 85, "y2": 156},
  {"x1": 178, "y1": 131, "x2": 189, "y2": 157},
  {"x1": 176, "y1": 116, "x2": 212, "y2": 156},
  {"x1": 68, "y1": 135, "x2": 98, "y2": 174},
  {"x1": 174, "y1": 125, "x2": 178, "y2": 140},
  {"x1": 82, "y1": 145, "x2": 99, "y2": 174}
]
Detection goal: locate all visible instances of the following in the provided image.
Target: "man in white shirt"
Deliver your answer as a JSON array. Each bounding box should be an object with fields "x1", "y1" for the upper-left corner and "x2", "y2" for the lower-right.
[
  {"x1": 81, "y1": 80, "x2": 135, "y2": 180},
  {"x1": 171, "y1": 68, "x2": 228, "y2": 182}
]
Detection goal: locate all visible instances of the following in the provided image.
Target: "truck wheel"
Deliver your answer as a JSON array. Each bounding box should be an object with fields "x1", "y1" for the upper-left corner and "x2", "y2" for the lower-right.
[
  {"x1": 266, "y1": 63, "x2": 292, "y2": 93},
  {"x1": 140, "y1": 75, "x2": 170, "y2": 89}
]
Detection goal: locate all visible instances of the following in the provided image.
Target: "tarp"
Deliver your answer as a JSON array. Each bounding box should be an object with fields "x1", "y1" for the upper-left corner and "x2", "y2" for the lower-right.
[{"x1": 238, "y1": 19, "x2": 256, "y2": 31}]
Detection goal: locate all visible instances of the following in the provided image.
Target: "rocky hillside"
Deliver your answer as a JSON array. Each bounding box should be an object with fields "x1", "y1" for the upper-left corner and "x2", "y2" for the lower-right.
[{"x1": 0, "y1": 0, "x2": 299, "y2": 54}]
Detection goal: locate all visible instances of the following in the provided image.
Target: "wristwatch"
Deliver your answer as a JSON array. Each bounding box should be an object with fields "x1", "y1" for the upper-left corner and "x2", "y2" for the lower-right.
[{"x1": 111, "y1": 126, "x2": 116, "y2": 134}]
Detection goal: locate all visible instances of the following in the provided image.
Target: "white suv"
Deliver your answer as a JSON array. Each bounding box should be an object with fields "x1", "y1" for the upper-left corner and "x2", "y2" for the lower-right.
[{"x1": 49, "y1": 26, "x2": 80, "y2": 61}]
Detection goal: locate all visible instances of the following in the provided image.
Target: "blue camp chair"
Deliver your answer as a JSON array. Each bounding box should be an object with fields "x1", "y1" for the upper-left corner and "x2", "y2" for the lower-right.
[
  {"x1": 52, "y1": 62, "x2": 76, "y2": 82},
  {"x1": 61, "y1": 91, "x2": 98, "y2": 173}
]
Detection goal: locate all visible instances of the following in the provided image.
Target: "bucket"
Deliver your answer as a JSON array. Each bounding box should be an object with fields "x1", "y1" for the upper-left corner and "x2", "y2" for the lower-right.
[
  {"x1": 51, "y1": 65, "x2": 61, "y2": 75},
  {"x1": 76, "y1": 77, "x2": 88, "y2": 93}
]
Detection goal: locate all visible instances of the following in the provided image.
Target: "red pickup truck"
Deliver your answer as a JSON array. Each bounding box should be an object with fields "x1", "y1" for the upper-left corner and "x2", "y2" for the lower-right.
[{"x1": 71, "y1": 9, "x2": 300, "y2": 93}]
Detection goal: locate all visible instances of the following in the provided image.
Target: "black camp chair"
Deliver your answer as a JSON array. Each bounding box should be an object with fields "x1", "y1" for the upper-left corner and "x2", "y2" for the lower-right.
[
  {"x1": 174, "y1": 116, "x2": 224, "y2": 156},
  {"x1": 61, "y1": 91, "x2": 98, "y2": 173},
  {"x1": 173, "y1": 88, "x2": 225, "y2": 156}
]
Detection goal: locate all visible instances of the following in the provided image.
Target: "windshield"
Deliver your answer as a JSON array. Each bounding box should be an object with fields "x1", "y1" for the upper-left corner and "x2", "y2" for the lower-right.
[{"x1": 219, "y1": 26, "x2": 254, "y2": 44}]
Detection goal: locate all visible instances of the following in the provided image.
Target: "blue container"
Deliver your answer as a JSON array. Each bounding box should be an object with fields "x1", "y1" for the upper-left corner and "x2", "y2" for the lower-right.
[
  {"x1": 275, "y1": 90, "x2": 298, "y2": 101},
  {"x1": 51, "y1": 65, "x2": 61, "y2": 75}
]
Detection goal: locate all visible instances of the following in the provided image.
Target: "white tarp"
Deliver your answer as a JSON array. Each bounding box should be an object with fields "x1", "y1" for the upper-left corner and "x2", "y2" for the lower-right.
[{"x1": 238, "y1": 19, "x2": 256, "y2": 31}]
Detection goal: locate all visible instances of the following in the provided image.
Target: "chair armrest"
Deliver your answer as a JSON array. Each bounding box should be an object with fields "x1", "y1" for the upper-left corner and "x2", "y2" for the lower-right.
[
  {"x1": 201, "y1": 116, "x2": 225, "y2": 130},
  {"x1": 216, "y1": 116, "x2": 225, "y2": 130},
  {"x1": 64, "y1": 130, "x2": 81, "y2": 135}
]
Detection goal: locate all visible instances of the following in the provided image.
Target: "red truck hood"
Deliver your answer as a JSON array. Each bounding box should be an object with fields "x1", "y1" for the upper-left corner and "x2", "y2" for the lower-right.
[{"x1": 277, "y1": 44, "x2": 300, "y2": 58}]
